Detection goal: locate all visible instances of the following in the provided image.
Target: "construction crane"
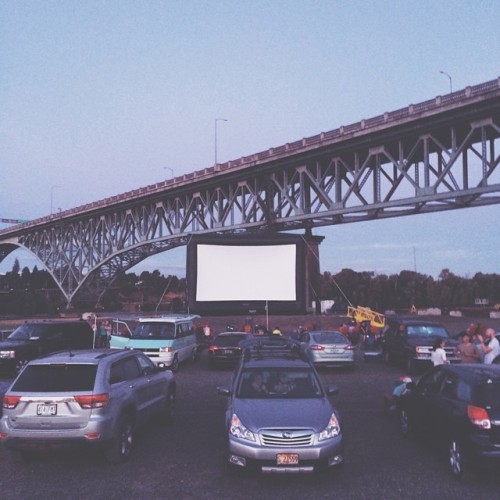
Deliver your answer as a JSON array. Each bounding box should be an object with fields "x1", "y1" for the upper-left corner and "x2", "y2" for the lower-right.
[{"x1": 347, "y1": 306, "x2": 385, "y2": 329}]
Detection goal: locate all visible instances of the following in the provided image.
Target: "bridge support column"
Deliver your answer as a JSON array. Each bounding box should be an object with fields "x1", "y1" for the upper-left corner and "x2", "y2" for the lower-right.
[{"x1": 303, "y1": 230, "x2": 324, "y2": 314}]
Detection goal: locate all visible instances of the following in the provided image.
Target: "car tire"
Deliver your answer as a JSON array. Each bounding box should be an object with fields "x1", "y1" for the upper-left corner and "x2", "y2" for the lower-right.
[
  {"x1": 105, "y1": 416, "x2": 134, "y2": 464},
  {"x1": 170, "y1": 355, "x2": 179, "y2": 373},
  {"x1": 449, "y1": 438, "x2": 468, "y2": 480},
  {"x1": 399, "y1": 408, "x2": 413, "y2": 438}
]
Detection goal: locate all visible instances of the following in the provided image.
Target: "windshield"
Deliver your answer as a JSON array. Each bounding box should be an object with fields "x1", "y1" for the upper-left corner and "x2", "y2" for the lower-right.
[
  {"x1": 8, "y1": 324, "x2": 44, "y2": 341},
  {"x1": 132, "y1": 322, "x2": 175, "y2": 339},
  {"x1": 237, "y1": 368, "x2": 323, "y2": 399},
  {"x1": 406, "y1": 325, "x2": 449, "y2": 338}
]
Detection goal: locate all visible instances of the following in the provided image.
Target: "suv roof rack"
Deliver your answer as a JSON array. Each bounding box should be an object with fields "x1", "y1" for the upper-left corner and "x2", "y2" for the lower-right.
[{"x1": 240, "y1": 337, "x2": 310, "y2": 362}]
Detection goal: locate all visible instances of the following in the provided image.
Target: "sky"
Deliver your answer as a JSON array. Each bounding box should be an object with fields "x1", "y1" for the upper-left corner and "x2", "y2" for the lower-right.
[{"x1": 0, "y1": 0, "x2": 499, "y2": 279}]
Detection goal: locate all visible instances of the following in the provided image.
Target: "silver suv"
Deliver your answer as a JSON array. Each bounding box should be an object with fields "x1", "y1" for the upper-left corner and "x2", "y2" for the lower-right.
[
  {"x1": 217, "y1": 337, "x2": 344, "y2": 474},
  {"x1": 0, "y1": 349, "x2": 176, "y2": 462}
]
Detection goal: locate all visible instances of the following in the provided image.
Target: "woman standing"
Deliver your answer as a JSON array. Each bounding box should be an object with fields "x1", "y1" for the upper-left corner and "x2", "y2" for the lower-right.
[{"x1": 431, "y1": 338, "x2": 449, "y2": 366}]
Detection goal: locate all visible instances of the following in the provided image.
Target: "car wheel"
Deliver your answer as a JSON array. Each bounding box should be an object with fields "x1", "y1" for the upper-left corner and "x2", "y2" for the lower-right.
[
  {"x1": 15, "y1": 359, "x2": 29, "y2": 375},
  {"x1": 449, "y1": 438, "x2": 468, "y2": 479},
  {"x1": 170, "y1": 355, "x2": 179, "y2": 373},
  {"x1": 399, "y1": 408, "x2": 413, "y2": 438},
  {"x1": 105, "y1": 416, "x2": 134, "y2": 464}
]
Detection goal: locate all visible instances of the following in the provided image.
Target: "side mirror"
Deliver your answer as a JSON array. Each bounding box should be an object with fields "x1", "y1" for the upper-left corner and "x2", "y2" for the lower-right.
[
  {"x1": 217, "y1": 386, "x2": 231, "y2": 396},
  {"x1": 326, "y1": 385, "x2": 339, "y2": 396},
  {"x1": 156, "y1": 362, "x2": 167, "y2": 371}
]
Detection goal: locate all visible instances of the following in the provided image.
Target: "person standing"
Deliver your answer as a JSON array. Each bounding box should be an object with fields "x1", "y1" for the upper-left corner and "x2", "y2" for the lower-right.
[
  {"x1": 431, "y1": 338, "x2": 449, "y2": 366},
  {"x1": 455, "y1": 333, "x2": 480, "y2": 363},
  {"x1": 478, "y1": 328, "x2": 500, "y2": 364}
]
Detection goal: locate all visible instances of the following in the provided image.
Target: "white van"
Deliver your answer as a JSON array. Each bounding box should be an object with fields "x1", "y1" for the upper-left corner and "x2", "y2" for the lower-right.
[{"x1": 109, "y1": 314, "x2": 200, "y2": 372}]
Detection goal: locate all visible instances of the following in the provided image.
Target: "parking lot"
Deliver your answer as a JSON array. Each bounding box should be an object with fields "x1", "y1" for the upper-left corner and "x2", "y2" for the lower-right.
[{"x1": 1, "y1": 344, "x2": 500, "y2": 500}]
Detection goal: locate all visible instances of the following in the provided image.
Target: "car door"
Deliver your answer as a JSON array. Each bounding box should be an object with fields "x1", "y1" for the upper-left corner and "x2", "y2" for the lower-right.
[
  {"x1": 408, "y1": 367, "x2": 446, "y2": 437},
  {"x1": 136, "y1": 353, "x2": 167, "y2": 416},
  {"x1": 110, "y1": 356, "x2": 153, "y2": 424}
]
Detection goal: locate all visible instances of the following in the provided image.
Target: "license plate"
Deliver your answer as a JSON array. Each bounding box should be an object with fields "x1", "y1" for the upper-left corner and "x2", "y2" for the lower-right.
[
  {"x1": 37, "y1": 403, "x2": 57, "y2": 416},
  {"x1": 276, "y1": 453, "x2": 299, "y2": 465}
]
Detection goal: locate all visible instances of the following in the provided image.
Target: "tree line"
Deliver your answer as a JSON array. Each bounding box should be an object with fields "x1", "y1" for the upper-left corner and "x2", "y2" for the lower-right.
[{"x1": 0, "y1": 258, "x2": 499, "y2": 316}]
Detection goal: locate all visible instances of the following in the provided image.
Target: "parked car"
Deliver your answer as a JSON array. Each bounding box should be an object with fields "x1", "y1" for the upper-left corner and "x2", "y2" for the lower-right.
[
  {"x1": 0, "y1": 348, "x2": 176, "y2": 462},
  {"x1": 0, "y1": 320, "x2": 94, "y2": 375},
  {"x1": 399, "y1": 364, "x2": 500, "y2": 479},
  {"x1": 208, "y1": 332, "x2": 249, "y2": 369},
  {"x1": 217, "y1": 337, "x2": 344, "y2": 474},
  {"x1": 110, "y1": 314, "x2": 200, "y2": 372},
  {"x1": 298, "y1": 330, "x2": 355, "y2": 369},
  {"x1": 381, "y1": 317, "x2": 460, "y2": 372}
]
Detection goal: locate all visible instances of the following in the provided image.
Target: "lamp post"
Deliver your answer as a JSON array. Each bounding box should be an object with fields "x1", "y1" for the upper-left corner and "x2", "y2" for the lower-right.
[
  {"x1": 215, "y1": 118, "x2": 228, "y2": 165},
  {"x1": 164, "y1": 167, "x2": 174, "y2": 180},
  {"x1": 50, "y1": 185, "x2": 60, "y2": 214},
  {"x1": 439, "y1": 70, "x2": 453, "y2": 93}
]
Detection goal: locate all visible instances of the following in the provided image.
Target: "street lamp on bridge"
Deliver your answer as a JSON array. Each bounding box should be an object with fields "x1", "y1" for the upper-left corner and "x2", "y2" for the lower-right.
[
  {"x1": 439, "y1": 70, "x2": 453, "y2": 93},
  {"x1": 164, "y1": 167, "x2": 174, "y2": 180},
  {"x1": 215, "y1": 118, "x2": 228, "y2": 165}
]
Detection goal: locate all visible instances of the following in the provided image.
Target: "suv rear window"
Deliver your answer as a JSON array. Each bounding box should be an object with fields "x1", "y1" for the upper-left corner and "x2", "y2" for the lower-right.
[{"x1": 11, "y1": 364, "x2": 97, "y2": 392}]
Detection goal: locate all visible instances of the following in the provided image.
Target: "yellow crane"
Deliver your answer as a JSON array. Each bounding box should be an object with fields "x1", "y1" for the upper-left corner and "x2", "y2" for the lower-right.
[{"x1": 347, "y1": 306, "x2": 385, "y2": 329}]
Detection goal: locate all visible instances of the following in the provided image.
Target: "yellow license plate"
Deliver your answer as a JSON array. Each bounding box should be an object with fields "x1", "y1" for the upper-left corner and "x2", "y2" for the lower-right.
[{"x1": 276, "y1": 453, "x2": 299, "y2": 465}]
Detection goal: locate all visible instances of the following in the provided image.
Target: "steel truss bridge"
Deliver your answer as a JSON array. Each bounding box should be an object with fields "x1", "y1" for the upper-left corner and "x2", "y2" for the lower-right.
[{"x1": 1, "y1": 78, "x2": 499, "y2": 307}]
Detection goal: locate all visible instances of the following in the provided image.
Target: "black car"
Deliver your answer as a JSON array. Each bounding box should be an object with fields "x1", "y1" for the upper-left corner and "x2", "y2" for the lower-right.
[
  {"x1": 207, "y1": 332, "x2": 249, "y2": 369},
  {"x1": 381, "y1": 317, "x2": 460, "y2": 372},
  {"x1": 399, "y1": 364, "x2": 500, "y2": 479},
  {"x1": 0, "y1": 320, "x2": 94, "y2": 374}
]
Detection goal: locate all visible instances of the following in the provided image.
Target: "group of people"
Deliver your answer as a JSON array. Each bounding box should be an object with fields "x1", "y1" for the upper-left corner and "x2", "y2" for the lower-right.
[{"x1": 431, "y1": 323, "x2": 499, "y2": 366}]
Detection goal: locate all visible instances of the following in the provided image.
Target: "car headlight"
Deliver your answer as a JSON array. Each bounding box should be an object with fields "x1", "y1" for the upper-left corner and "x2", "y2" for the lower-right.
[
  {"x1": 229, "y1": 413, "x2": 255, "y2": 442},
  {"x1": 319, "y1": 413, "x2": 341, "y2": 441},
  {"x1": 0, "y1": 351, "x2": 15, "y2": 359}
]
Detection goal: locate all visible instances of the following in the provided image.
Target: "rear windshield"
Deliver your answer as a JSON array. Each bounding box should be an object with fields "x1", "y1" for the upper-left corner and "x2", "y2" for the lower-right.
[
  {"x1": 11, "y1": 364, "x2": 97, "y2": 392},
  {"x1": 476, "y1": 382, "x2": 500, "y2": 407},
  {"x1": 311, "y1": 331, "x2": 348, "y2": 344},
  {"x1": 132, "y1": 322, "x2": 175, "y2": 339},
  {"x1": 214, "y1": 334, "x2": 248, "y2": 347},
  {"x1": 406, "y1": 325, "x2": 449, "y2": 338}
]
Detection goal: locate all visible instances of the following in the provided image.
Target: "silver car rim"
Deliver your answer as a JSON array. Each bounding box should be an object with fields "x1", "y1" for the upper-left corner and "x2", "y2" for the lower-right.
[
  {"x1": 119, "y1": 421, "x2": 133, "y2": 458},
  {"x1": 449, "y1": 440, "x2": 463, "y2": 477}
]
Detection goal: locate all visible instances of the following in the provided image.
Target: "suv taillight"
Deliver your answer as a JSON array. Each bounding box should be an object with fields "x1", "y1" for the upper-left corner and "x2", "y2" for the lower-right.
[
  {"x1": 3, "y1": 395, "x2": 21, "y2": 409},
  {"x1": 74, "y1": 394, "x2": 110, "y2": 409},
  {"x1": 468, "y1": 404, "x2": 491, "y2": 429}
]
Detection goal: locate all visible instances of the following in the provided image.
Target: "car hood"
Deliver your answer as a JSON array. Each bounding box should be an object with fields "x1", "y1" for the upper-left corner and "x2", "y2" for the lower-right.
[
  {"x1": 0, "y1": 339, "x2": 28, "y2": 350},
  {"x1": 232, "y1": 397, "x2": 335, "y2": 431}
]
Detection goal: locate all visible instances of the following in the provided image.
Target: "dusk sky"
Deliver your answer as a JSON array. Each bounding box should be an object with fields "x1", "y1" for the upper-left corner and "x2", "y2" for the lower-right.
[{"x1": 1, "y1": 1, "x2": 499, "y2": 279}]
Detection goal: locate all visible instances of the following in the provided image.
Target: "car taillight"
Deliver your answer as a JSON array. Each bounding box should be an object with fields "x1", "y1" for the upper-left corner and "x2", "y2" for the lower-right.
[
  {"x1": 311, "y1": 345, "x2": 325, "y2": 351},
  {"x1": 208, "y1": 345, "x2": 219, "y2": 352},
  {"x1": 467, "y1": 404, "x2": 491, "y2": 429},
  {"x1": 344, "y1": 345, "x2": 355, "y2": 351},
  {"x1": 3, "y1": 395, "x2": 21, "y2": 409},
  {"x1": 74, "y1": 394, "x2": 109, "y2": 409}
]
